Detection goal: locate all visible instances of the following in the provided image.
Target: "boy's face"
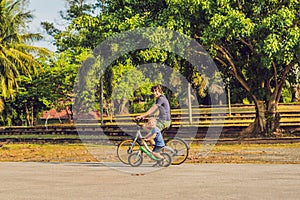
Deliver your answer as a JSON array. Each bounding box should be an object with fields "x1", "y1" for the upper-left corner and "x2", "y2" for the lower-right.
[
  {"x1": 148, "y1": 119, "x2": 156, "y2": 128},
  {"x1": 152, "y1": 89, "x2": 161, "y2": 99}
]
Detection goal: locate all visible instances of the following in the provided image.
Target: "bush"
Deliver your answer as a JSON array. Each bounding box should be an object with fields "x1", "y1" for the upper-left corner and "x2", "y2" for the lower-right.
[{"x1": 129, "y1": 103, "x2": 145, "y2": 113}]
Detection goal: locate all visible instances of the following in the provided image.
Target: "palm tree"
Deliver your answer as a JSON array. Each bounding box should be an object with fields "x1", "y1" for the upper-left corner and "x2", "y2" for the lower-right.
[{"x1": 0, "y1": 0, "x2": 49, "y2": 111}]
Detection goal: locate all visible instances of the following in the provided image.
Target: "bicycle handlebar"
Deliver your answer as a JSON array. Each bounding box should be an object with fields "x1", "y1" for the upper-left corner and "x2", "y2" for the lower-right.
[{"x1": 133, "y1": 117, "x2": 145, "y2": 126}]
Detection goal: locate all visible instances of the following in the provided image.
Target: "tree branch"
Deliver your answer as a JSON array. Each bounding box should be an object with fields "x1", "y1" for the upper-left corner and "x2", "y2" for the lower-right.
[
  {"x1": 276, "y1": 59, "x2": 300, "y2": 102},
  {"x1": 239, "y1": 38, "x2": 254, "y2": 52},
  {"x1": 237, "y1": 0, "x2": 242, "y2": 9},
  {"x1": 272, "y1": 61, "x2": 278, "y2": 88},
  {"x1": 214, "y1": 44, "x2": 255, "y2": 100},
  {"x1": 215, "y1": 57, "x2": 228, "y2": 67}
]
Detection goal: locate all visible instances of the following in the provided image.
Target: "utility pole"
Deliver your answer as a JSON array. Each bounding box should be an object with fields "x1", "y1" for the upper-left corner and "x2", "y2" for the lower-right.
[
  {"x1": 188, "y1": 83, "x2": 192, "y2": 124},
  {"x1": 100, "y1": 70, "x2": 104, "y2": 125},
  {"x1": 227, "y1": 78, "x2": 232, "y2": 116}
]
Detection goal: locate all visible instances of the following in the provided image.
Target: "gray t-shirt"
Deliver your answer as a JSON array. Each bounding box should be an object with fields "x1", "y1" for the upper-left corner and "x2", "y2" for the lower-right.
[{"x1": 155, "y1": 95, "x2": 171, "y2": 121}]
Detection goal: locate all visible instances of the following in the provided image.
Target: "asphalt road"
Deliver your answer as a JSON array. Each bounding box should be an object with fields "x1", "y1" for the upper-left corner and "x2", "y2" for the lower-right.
[{"x1": 0, "y1": 162, "x2": 299, "y2": 200}]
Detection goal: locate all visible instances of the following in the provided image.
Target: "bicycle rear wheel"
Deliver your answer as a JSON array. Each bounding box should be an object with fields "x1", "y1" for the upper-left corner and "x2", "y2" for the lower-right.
[
  {"x1": 165, "y1": 137, "x2": 189, "y2": 165},
  {"x1": 117, "y1": 139, "x2": 140, "y2": 164},
  {"x1": 158, "y1": 152, "x2": 172, "y2": 167}
]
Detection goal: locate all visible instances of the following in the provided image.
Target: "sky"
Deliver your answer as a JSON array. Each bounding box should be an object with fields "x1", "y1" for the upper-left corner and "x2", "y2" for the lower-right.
[{"x1": 28, "y1": 0, "x2": 66, "y2": 51}]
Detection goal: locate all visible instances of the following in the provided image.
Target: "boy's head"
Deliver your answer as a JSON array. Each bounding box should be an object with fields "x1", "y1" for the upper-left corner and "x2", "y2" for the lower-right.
[
  {"x1": 151, "y1": 85, "x2": 162, "y2": 93},
  {"x1": 151, "y1": 85, "x2": 162, "y2": 98},
  {"x1": 148, "y1": 117, "x2": 157, "y2": 128}
]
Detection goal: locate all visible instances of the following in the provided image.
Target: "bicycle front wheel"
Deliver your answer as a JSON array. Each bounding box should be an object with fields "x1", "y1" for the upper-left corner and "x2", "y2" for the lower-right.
[
  {"x1": 128, "y1": 152, "x2": 143, "y2": 167},
  {"x1": 117, "y1": 139, "x2": 140, "y2": 164},
  {"x1": 165, "y1": 137, "x2": 189, "y2": 165}
]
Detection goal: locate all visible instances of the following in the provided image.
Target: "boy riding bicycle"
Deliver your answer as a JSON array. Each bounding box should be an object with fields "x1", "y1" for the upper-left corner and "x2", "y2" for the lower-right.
[{"x1": 143, "y1": 117, "x2": 165, "y2": 163}]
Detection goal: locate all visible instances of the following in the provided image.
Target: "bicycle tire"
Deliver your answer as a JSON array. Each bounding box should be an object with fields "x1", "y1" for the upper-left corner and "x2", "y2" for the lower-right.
[
  {"x1": 128, "y1": 152, "x2": 143, "y2": 167},
  {"x1": 164, "y1": 137, "x2": 189, "y2": 165},
  {"x1": 117, "y1": 139, "x2": 140, "y2": 164}
]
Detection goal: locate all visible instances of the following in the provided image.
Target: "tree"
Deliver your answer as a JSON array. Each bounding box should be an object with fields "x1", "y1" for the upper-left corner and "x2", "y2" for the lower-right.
[
  {"x1": 0, "y1": 49, "x2": 89, "y2": 126},
  {"x1": 46, "y1": 0, "x2": 299, "y2": 137},
  {"x1": 41, "y1": 0, "x2": 100, "y2": 52},
  {"x1": 43, "y1": 0, "x2": 219, "y2": 115},
  {"x1": 41, "y1": 0, "x2": 100, "y2": 118},
  {"x1": 1, "y1": 75, "x2": 48, "y2": 126},
  {"x1": 45, "y1": 49, "x2": 91, "y2": 122},
  {"x1": 0, "y1": 0, "x2": 49, "y2": 113},
  {"x1": 100, "y1": 0, "x2": 300, "y2": 135},
  {"x1": 195, "y1": 0, "x2": 300, "y2": 136}
]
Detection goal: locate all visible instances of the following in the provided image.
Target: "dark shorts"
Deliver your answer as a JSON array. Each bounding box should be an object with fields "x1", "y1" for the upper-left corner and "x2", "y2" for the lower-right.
[
  {"x1": 156, "y1": 120, "x2": 171, "y2": 132},
  {"x1": 153, "y1": 146, "x2": 164, "y2": 153}
]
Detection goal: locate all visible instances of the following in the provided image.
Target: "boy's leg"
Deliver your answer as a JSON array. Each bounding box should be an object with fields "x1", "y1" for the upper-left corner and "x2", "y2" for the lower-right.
[
  {"x1": 148, "y1": 139, "x2": 155, "y2": 146},
  {"x1": 152, "y1": 152, "x2": 163, "y2": 159},
  {"x1": 148, "y1": 139, "x2": 155, "y2": 150},
  {"x1": 152, "y1": 146, "x2": 165, "y2": 167},
  {"x1": 152, "y1": 146, "x2": 163, "y2": 159}
]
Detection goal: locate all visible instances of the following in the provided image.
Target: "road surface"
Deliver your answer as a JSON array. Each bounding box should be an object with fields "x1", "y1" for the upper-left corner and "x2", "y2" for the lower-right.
[{"x1": 0, "y1": 162, "x2": 299, "y2": 199}]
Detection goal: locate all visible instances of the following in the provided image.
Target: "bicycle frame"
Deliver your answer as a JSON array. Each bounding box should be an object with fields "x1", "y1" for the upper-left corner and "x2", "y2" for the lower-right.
[{"x1": 120, "y1": 119, "x2": 184, "y2": 166}]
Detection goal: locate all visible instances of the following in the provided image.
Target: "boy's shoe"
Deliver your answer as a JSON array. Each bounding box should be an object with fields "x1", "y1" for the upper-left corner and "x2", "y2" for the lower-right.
[
  {"x1": 151, "y1": 158, "x2": 167, "y2": 167},
  {"x1": 158, "y1": 158, "x2": 167, "y2": 167},
  {"x1": 152, "y1": 162, "x2": 160, "y2": 167},
  {"x1": 152, "y1": 158, "x2": 165, "y2": 167}
]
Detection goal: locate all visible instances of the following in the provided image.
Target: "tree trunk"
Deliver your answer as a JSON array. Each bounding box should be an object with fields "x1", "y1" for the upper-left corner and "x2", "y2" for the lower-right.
[
  {"x1": 266, "y1": 99, "x2": 280, "y2": 134},
  {"x1": 240, "y1": 99, "x2": 281, "y2": 138},
  {"x1": 292, "y1": 85, "x2": 300, "y2": 102},
  {"x1": 240, "y1": 100, "x2": 266, "y2": 137},
  {"x1": 25, "y1": 105, "x2": 31, "y2": 126},
  {"x1": 31, "y1": 104, "x2": 34, "y2": 126},
  {"x1": 114, "y1": 99, "x2": 129, "y2": 115},
  {"x1": 65, "y1": 107, "x2": 74, "y2": 123},
  {"x1": 256, "y1": 100, "x2": 267, "y2": 133}
]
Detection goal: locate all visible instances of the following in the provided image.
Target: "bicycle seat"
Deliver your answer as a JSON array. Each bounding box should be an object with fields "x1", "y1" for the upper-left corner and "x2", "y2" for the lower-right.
[{"x1": 161, "y1": 124, "x2": 172, "y2": 134}]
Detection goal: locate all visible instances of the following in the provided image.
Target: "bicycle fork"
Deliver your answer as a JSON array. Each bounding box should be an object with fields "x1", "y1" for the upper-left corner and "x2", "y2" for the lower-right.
[{"x1": 127, "y1": 138, "x2": 138, "y2": 154}]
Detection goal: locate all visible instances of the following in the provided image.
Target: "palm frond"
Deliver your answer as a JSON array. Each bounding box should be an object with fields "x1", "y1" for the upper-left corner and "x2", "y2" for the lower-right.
[
  {"x1": 0, "y1": 98, "x2": 4, "y2": 113},
  {"x1": 0, "y1": 0, "x2": 51, "y2": 98}
]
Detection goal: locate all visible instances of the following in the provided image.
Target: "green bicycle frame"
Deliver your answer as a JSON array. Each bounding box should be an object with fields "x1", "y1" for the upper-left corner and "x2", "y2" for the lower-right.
[{"x1": 139, "y1": 146, "x2": 160, "y2": 161}]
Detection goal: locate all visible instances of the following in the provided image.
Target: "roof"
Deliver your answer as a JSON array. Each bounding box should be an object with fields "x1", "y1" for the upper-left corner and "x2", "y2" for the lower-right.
[{"x1": 40, "y1": 109, "x2": 101, "y2": 120}]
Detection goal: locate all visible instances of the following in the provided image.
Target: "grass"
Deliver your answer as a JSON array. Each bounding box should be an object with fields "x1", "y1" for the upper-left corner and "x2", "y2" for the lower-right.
[
  {"x1": 1, "y1": 142, "x2": 300, "y2": 164},
  {"x1": 0, "y1": 134, "x2": 79, "y2": 139},
  {"x1": 0, "y1": 144, "x2": 96, "y2": 162},
  {"x1": 188, "y1": 143, "x2": 300, "y2": 164}
]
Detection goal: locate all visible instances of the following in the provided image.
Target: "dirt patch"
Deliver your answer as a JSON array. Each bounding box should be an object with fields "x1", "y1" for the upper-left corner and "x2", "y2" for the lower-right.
[{"x1": 1, "y1": 143, "x2": 300, "y2": 164}]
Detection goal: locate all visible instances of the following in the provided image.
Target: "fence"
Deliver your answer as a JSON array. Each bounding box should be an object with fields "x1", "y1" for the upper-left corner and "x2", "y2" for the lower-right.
[{"x1": 0, "y1": 104, "x2": 300, "y2": 141}]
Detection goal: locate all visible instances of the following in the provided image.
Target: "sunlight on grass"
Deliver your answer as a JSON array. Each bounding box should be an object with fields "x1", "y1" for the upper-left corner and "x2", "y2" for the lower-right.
[{"x1": 1, "y1": 143, "x2": 300, "y2": 164}]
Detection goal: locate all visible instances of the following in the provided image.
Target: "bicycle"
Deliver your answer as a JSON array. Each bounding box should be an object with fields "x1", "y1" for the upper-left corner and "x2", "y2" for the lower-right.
[
  {"x1": 117, "y1": 119, "x2": 189, "y2": 165},
  {"x1": 127, "y1": 128, "x2": 172, "y2": 167}
]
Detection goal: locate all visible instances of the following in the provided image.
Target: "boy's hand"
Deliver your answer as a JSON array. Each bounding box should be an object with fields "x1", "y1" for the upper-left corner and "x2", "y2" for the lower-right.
[{"x1": 135, "y1": 116, "x2": 144, "y2": 121}]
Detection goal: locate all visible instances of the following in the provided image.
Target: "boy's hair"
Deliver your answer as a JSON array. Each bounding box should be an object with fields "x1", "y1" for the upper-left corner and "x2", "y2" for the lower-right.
[
  {"x1": 148, "y1": 117, "x2": 157, "y2": 124},
  {"x1": 151, "y1": 85, "x2": 162, "y2": 93}
]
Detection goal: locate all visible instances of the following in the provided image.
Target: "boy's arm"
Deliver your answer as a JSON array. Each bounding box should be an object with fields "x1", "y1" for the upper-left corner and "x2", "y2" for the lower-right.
[
  {"x1": 136, "y1": 104, "x2": 158, "y2": 119},
  {"x1": 144, "y1": 132, "x2": 156, "y2": 140}
]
